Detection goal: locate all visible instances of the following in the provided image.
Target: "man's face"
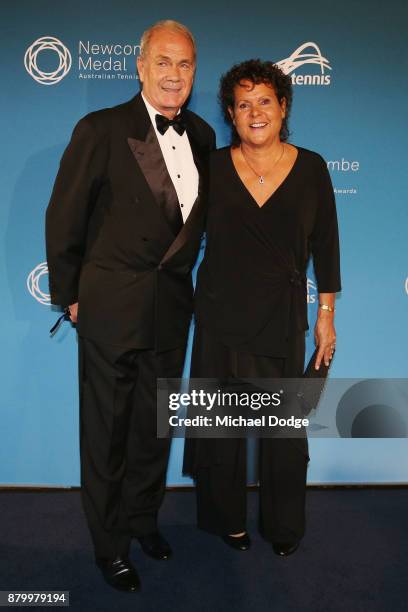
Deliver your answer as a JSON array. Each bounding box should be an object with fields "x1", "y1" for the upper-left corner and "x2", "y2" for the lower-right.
[{"x1": 137, "y1": 29, "x2": 196, "y2": 118}]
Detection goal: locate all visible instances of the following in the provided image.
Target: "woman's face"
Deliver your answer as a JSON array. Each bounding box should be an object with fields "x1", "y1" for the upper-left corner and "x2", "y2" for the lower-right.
[{"x1": 229, "y1": 80, "x2": 286, "y2": 147}]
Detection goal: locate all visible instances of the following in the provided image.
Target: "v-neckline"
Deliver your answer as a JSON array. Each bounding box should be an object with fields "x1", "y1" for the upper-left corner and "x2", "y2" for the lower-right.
[{"x1": 229, "y1": 145, "x2": 300, "y2": 209}]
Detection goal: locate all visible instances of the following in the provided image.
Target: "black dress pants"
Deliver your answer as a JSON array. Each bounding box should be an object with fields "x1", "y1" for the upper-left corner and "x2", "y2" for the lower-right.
[
  {"x1": 187, "y1": 325, "x2": 309, "y2": 543},
  {"x1": 78, "y1": 336, "x2": 185, "y2": 560}
]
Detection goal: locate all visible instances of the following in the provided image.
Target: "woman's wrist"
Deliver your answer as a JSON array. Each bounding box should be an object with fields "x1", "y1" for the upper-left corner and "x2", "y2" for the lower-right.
[
  {"x1": 317, "y1": 293, "x2": 336, "y2": 317},
  {"x1": 318, "y1": 303, "x2": 335, "y2": 313},
  {"x1": 317, "y1": 308, "x2": 335, "y2": 320}
]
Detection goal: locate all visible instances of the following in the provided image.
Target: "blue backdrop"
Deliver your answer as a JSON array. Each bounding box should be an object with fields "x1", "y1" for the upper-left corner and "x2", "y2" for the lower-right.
[{"x1": 1, "y1": 0, "x2": 407, "y2": 486}]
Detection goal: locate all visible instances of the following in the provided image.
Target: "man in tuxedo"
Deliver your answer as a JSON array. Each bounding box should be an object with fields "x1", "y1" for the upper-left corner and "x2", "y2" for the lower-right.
[{"x1": 46, "y1": 20, "x2": 215, "y2": 592}]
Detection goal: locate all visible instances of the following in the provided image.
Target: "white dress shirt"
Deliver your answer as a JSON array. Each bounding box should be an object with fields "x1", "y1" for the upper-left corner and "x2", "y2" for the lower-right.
[{"x1": 141, "y1": 93, "x2": 199, "y2": 222}]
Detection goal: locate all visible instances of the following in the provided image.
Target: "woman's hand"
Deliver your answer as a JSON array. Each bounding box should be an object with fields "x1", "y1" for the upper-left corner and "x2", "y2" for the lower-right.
[
  {"x1": 314, "y1": 293, "x2": 336, "y2": 369},
  {"x1": 314, "y1": 312, "x2": 336, "y2": 369}
]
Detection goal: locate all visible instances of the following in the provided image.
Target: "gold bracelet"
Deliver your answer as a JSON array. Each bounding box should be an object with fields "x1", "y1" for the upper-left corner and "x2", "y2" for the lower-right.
[{"x1": 319, "y1": 303, "x2": 335, "y2": 313}]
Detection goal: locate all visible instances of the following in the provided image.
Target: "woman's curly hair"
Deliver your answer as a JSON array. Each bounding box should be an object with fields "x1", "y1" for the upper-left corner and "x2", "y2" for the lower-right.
[{"x1": 219, "y1": 59, "x2": 293, "y2": 146}]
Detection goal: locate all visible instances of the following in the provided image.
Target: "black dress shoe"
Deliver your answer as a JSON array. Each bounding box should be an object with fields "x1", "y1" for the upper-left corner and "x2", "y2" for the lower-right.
[
  {"x1": 137, "y1": 532, "x2": 172, "y2": 560},
  {"x1": 222, "y1": 532, "x2": 251, "y2": 551},
  {"x1": 272, "y1": 541, "x2": 300, "y2": 557},
  {"x1": 96, "y1": 557, "x2": 141, "y2": 592}
]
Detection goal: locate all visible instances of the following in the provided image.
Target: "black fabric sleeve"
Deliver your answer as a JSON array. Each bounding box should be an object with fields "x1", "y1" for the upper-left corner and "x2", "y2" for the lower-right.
[
  {"x1": 45, "y1": 115, "x2": 108, "y2": 306},
  {"x1": 310, "y1": 155, "x2": 342, "y2": 293},
  {"x1": 208, "y1": 125, "x2": 216, "y2": 152}
]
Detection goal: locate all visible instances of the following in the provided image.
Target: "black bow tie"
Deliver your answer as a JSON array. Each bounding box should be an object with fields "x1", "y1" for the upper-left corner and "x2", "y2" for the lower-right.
[{"x1": 155, "y1": 113, "x2": 186, "y2": 136}]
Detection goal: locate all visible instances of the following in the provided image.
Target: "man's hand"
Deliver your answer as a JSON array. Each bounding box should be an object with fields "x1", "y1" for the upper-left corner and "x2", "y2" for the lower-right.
[{"x1": 68, "y1": 303, "x2": 78, "y2": 324}]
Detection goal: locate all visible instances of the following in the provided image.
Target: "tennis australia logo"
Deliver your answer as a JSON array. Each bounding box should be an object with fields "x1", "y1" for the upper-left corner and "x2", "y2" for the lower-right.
[
  {"x1": 276, "y1": 42, "x2": 331, "y2": 86},
  {"x1": 307, "y1": 278, "x2": 317, "y2": 304},
  {"x1": 24, "y1": 36, "x2": 72, "y2": 85},
  {"x1": 27, "y1": 262, "x2": 51, "y2": 305}
]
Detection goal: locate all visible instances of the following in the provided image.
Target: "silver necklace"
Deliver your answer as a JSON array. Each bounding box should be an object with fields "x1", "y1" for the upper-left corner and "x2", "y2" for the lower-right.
[{"x1": 240, "y1": 143, "x2": 285, "y2": 184}]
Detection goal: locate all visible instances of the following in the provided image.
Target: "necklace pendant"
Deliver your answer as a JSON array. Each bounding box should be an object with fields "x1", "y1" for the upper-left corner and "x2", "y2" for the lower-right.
[{"x1": 259, "y1": 175, "x2": 265, "y2": 184}]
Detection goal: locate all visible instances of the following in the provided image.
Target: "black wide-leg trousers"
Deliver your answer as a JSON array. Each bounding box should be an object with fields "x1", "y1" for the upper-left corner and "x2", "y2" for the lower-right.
[
  {"x1": 78, "y1": 336, "x2": 185, "y2": 560},
  {"x1": 187, "y1": 325, "x2": 309, "y2": 543}
]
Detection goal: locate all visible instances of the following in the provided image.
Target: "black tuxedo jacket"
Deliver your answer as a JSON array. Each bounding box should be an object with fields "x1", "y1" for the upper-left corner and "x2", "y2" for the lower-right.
[{"x1": 46, "y1": 93, "x2": 216, "y2": 350}]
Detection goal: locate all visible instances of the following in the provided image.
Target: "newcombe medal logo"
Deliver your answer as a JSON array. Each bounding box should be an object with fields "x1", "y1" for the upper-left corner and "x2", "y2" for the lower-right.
[
  {"x1": 24, "y1": 36, "x2": 140, "y2": 82},
  {"x1": 24, "y1": 36, "x2": 72, "y2": 85},
  {"x1": 276, "y1": 42, "x2": 332, "y2": 85}
]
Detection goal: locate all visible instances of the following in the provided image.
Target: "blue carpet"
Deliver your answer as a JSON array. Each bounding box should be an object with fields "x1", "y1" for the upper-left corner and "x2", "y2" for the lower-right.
[{"x1": 0, "y1": 489, "x2": 407, "y2": 611}]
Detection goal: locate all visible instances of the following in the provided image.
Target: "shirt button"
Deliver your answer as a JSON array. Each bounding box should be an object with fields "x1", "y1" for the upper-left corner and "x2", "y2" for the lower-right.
[
  {"x1": 172, "y1": 146, "x2": 176, "y2": 150},
  {"x1": 180, "y1": 203, "x2": 184, "y2": 207},
  {"x1": 177, "y1": 174, "x2": 181, "y2": 178}
]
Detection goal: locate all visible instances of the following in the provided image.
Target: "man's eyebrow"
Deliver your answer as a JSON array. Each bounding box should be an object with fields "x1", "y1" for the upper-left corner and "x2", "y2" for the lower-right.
[{"x1": 154, "y1": 54, "x2": 194, "y2": 64}]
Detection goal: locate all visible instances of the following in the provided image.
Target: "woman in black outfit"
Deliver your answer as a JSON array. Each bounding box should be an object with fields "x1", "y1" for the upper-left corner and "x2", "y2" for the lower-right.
[{"x1": 183, "y1": 60, "x2": 341, "y2": 556}]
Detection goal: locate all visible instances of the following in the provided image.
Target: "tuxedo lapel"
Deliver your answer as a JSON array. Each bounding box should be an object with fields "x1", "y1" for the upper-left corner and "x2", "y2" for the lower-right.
[
  {"x1": 127, "y1": 126, "x2": 182, "y2": 237},
  {"x1": 186, "y1": 129, "x2": 205, "y2": 181},
  {"x1": 160, "y1": 191, "x2": 205, "y2": 265},
  {"x1": 126, "y1": 93, "x2": 182, "y2": 237}
]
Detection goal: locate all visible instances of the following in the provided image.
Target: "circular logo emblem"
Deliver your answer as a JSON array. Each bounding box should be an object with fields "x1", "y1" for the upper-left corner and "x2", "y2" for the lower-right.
[
  {"x1": 27, "y1": 262, "x2": 51, "y2": 305},
  {"x1": 24, "y1": 36, "x2": 72, "y2": 85}
]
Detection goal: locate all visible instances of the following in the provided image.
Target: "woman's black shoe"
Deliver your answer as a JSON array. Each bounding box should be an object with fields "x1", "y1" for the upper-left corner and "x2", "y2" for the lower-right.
[
  {"x1": 272, "y1": 541, "x2": 299, "y2": 557},
  {"x1": 222, "y1": 532, "x2": 251, "y2": 551}
]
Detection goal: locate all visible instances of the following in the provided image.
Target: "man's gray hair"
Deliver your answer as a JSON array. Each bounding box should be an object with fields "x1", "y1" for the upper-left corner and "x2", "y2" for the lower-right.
[{"x1": 140, "y1": 20, "x2": 196, "y2": 60}]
